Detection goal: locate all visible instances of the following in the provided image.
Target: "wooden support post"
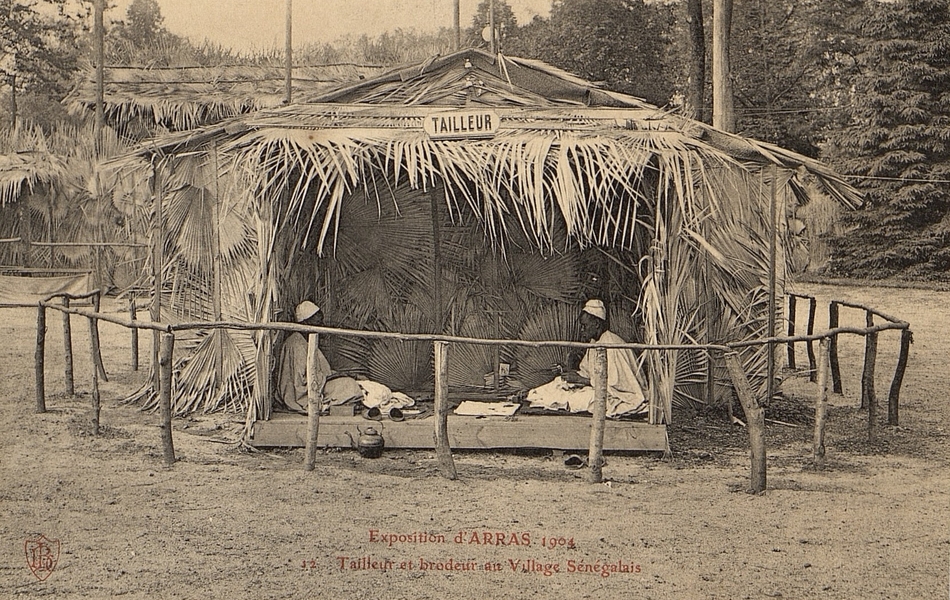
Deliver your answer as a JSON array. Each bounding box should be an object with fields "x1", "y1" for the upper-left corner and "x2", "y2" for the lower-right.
[
  {"x1": 151, "y1": 160, "x2": 165, "y2": 397},
  {"x1": 304, "y1": 334, "x2": 323, "y2": 472},
  {"x1": 724, "y1": 351, "x2": 766, "y2": 493},
  {"x1": 433, "y1": 341, "x2": 457, "y2": 480},
  {"x1": 888, "y1": 329, "x2": 912, "y2": 426},
  {"x1": 91, "y1": 292, "x2": 107, "y2": 381},
  {"x1": 828, "y1": 302, "x2": 842, "y2": 394},
  {"x1": 786, "y1": 295, "x2": 797, "y2": 369},
  {"x1": 130, "y1": 293, "x2": 139, "y2": 371},
  {"x1": 813, "y1": 338, "x2": 830, "y2": 469},
  {"x1": 864, "y1": 330, "x2": 879, "y2": 444},
  {"x1": 158, "y1": 332, "x2": 176, "y2": 466},
  {"x1": 861, "y1": 311, "x2": 875, "y2": 410},
  {"x1": 62, "y1": 297, "x2": 74, "y2": 396},
  {"x1": 806, "y1": 297, "x2": 817, "y2": 382},
  {"x1": 88, "y1": 315, "x2": 100, "y2": 435},
  {"x1": 588, "y1": 347, "x2": 607, "y2": 484},
  {"x1": 35, "y1": 304, "x2": 46, "y2": 413}
]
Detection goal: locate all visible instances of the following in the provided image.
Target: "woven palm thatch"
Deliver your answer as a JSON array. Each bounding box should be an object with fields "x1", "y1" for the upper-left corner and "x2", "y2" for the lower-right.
[
  {"x1": 65, "y1": 63, "x2": 385, "y2": 133},
  {"x1": 106, "y1": 48, "x2": 861, "y2": 425}
]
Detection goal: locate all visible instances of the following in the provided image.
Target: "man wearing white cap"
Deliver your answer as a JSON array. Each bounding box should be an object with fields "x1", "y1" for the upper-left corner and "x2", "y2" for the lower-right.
[
  {"x1": 277, "y1": 301, "x2": 332, "y2": 413},
  {"x1": 527, "y1": 299, "x2": 647, "y2": 418}
]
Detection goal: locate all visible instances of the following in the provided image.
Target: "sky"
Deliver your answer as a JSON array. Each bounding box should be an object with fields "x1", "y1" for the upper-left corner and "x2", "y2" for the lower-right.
[{"x1": 107, "y1": 0, "x2": 553, "y2": 52}]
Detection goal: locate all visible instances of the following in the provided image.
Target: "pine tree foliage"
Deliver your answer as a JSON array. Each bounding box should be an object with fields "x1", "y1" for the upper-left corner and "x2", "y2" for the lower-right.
[{"x1": 826, "y1": 0, "x2": 950, "y2": 278}]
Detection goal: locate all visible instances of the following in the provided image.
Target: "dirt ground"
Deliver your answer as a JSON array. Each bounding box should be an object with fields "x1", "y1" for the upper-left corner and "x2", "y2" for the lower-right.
[{"x1": 1, "y1": 282, "x2": 947, "y2": 599}]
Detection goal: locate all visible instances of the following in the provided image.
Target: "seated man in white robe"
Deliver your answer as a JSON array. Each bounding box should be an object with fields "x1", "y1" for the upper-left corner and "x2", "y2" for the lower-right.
[
  {"x1": 277, "y1": 301, "x2": 363, "y2": 413},
  {"x1": 527, "y1": 299, "x2": 647, "y2": 418}
]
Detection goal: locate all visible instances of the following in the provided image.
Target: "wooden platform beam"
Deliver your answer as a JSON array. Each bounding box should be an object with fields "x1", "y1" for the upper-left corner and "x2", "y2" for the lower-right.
[{"x1": 249, "y1": 413, "x2": 669, "y2": 453}]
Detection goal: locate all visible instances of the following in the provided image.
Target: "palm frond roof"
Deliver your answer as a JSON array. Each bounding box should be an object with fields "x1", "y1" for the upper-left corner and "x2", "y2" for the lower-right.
[
  {"x1": 0, "y1": 127, "x2": 70, "y2": 206},
  {"x1": 65, "y1": 62, "x2": 386, "y2": 131},
  {"x1": 108, "y1": 48, "x2": 862, "y2": 227}
]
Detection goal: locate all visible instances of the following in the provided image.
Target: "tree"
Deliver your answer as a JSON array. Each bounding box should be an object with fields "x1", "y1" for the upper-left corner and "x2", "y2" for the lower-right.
[
  {"x1": 826, "y1": 0, "x2": 950, "y2": 279},
  {"x1": 516, "y1": 0, "x2": 675, "y2": 106},
  {"x1": 467, "y1": 0, "x2": 518, "y2": 50},
  {"x1": 106, "y1": 0, "x2": 189, "y2": 65},
  {"x1": 0, "y1": 0, "x2": 81, "y2": 128}
]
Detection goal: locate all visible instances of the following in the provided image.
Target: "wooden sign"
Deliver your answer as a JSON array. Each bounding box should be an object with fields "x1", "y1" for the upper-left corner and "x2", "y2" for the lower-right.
[{"x1": 424, "y1": 110, "x2": 500, "y2": 140}]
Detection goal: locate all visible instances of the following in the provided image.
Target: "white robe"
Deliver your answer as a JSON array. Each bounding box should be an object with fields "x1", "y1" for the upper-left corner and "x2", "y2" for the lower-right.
[{"x1": 527, "y1": 330, "x2": 647, "y2": 418}]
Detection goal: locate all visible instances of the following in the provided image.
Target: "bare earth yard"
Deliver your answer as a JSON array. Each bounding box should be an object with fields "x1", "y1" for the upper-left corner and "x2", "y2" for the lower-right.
[{"x1": 1, "y1": 282, "x2": 947, "y2": 599}]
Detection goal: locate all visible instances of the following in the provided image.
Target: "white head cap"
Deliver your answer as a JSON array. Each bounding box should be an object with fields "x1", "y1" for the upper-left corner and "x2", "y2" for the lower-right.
[
  {"x1": 582, "y1": 299, "x2": 607, "y2": 321},
  {"x1": 294, "y1": 301, "x2": 321, "y2": 323}
]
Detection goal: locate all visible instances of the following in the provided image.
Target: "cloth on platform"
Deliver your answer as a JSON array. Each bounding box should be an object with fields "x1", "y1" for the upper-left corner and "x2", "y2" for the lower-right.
[
  {"x1": 527, "y1": 330, "x2": 647, "y2": 418},
  {"x1": 358, "y1": 380, "x2": 415, "y2": 411}
]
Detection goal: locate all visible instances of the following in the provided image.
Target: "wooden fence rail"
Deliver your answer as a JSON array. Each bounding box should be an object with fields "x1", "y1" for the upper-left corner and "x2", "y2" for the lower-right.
[{"x1": 28, "y1": 294, "x2": 912, "y2": 493}]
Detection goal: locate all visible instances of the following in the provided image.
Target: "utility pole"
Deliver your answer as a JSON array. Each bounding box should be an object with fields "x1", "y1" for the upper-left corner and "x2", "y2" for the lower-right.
[
  {"x1": 453, "y1": 0, "x2": 460, "y2": 51},
  {"x1": 489, "y1": 0, "x2": 497, "y2": 54},
  {"x1": 712, "y1": 0, "x2": 735, "y2": 132},
  {"x1": 285, "y1": 0, "x2": 293, "y2": 104}
]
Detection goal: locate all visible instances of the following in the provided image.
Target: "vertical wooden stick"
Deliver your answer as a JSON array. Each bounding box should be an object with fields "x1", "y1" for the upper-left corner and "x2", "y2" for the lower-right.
[
  {"x1": 786, "y1": 295, "x2": 797, "y2": 369},
  {"x1": 860, "y1": 311, "x2": 875, "y2": 410},
  {"x1": 828, "y1": 302, "x2": 842, "y2": 394},
  {"x1": 864, "y1": 330, "x2": 879, "y2": 443},
  {"x1": 433, "y1": 341, "x2": 457, "y2": 480},
  {"x1": 91, "y1": 292, "x2": 107, "y2": 381},
  {"x1": 151, "y1": 160, "x2": 165, "y2": 398},
  {"x1": 813, "y1": 338, "x2": 830, "y2": 469},
  {"x1": 35, "y1": 304, "x2": 47, "y2": 413},
  {"x1": 88, "y1": 315, "x2": 100, "y2": 435},
  {"x1": 806, "y1": 297, "x2": 817, "y2": 382},
  {"x1": 588, "y1": 347, "x2": 608, "y2": 484},
  {"x1": 724, "y1": 351, "x2": 766, "y2": 493},
  {"x1": 887, "y1": 329, "x2": 912, "y2": 426},
  {"x1": 62, "y1": 297, "x2": 74, "y2": 396},
  {"x1": 304, "y1": 334, "x2": 322, "y2": 472},
  {"x1": 130, "y1": 293, "x2": 139, "y2": 371},
  {"x1": 158, "y1": 332, "x2": 176, "y2": 466}
]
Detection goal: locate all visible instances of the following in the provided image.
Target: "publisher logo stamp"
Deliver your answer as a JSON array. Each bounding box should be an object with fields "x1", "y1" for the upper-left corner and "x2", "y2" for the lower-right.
[{"x1": 24, "y1": 534, "x2": 59, "y2": 581}]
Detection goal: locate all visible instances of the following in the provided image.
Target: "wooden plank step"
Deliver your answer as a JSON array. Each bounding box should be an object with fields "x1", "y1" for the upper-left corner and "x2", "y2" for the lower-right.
[{"x1": 249, "y1": 413, "x2": 668, "y2": 453}]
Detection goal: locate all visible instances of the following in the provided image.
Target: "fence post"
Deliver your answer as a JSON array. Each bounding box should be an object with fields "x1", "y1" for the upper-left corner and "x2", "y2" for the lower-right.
[
  {"x1": 786, "y1": 295, "x2": 797, "y2": 369},
  {"x1": 813, "y1": 338, "x2": 830, "y2": 469},
  {"x1": 158, "y1": 332, "x2": 176, "y2": 466},
  {"x1": 588, "y1": 347, "x2": 608, "y2": 484},
  {"x1": 863, "y1": 328, "x2": 879, "y2": 444},
  {"x1": 62, "y1": 297, "x2": 74, "y2": 396},
  {"x1": 433, "y1": 341, "x2": 457, "y2": 480},
  {"x1": 806, "y1": 297, "x2": 817, "y2": 382},
  {"x1": 887, "y1": 329, "x2": 912, "y2": 426},
  {"x1": 861, "y1": 311, "x2": 875, "y2": 410},
  {"x1": 91, "y1": 291, "x2": 107, "y2": 381},
  {"x1": 724, "y1": 351, "x2": 766, "y2": 493},
  {"x1": 828, "y1": 301, "x2": 842, "y2": 394},
  {"x1": 35, "y1": 304, "x2": 47, "y2": 413},
  {"x1": 129, "y1": 293, "x2": 139, "y2": 371},
  {"x1": 304, "y1": 333, "x2": 323, "y2": 472},
  {"x1": 88, "y1": 314, "x2": 100, "y2": 435}
]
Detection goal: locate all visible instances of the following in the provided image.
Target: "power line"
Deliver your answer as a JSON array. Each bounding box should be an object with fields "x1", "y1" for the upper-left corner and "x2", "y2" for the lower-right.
[{"x1": 842, "y1": 174, "x2": 950, "y2": 184}]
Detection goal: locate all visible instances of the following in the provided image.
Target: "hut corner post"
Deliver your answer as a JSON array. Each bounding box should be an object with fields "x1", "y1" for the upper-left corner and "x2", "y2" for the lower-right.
[
  {"x1": 813, "y1": 338, "x2": 830, "y2": 469},
  {"x1": 433, "y1": 341, "x2": 457, "y2": 480},
  {"x1": 724, "y1": 351, "x2": 766, "y2": 493},
  {"x1": 158, "y1": 332, "x2": 176, "y2": 467},
  {"x1": 588, "y1": 347, "x2": 608, "y2": 484},
  {"x1": 304, "y1": 334, "x2": 323, "y2": 472},
  {"x1": 35, "y1": 304, "x2": 47, "y2": 413}
]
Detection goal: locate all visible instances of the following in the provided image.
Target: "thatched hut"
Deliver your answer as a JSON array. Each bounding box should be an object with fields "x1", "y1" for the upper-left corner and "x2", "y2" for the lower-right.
[{"x1": 110, "y1": 49, "x2": 860, "y2": 449}]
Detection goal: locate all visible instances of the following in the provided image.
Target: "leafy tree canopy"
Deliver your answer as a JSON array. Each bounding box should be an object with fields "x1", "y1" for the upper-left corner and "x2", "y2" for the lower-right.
[{"x1": 826, "y1": 0, "x2": 950, "y2": 279}]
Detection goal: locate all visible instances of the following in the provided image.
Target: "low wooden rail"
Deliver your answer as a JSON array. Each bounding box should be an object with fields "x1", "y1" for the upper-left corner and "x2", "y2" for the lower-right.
[{"x1": 29, "y1": 298, "x2": 913, "y2": 494}]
